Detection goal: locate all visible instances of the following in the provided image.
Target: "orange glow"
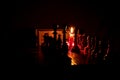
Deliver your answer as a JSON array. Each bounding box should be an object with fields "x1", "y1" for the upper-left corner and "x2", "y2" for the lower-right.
[
  {"x1": 68, "y1": 50, "x2": 85, "y2": 65},
  {"x1": 68, "y1": 51, "x2": 77, "y2": 65},
  {"x1": 70, "y1": 33, "x2": 74, "y2": 37},
  {"x1": 37, "y1": 29, "x2": 64, "y2": 46},
  {"x1": 70, "y1": 27, "x2": 74, "y2": 33},
  {"x1": 71, "y1": 59, "x2": 77, "y2": 65},
  {"x1": 69, "y1": 27, "x2": 74, "y2": 37}
]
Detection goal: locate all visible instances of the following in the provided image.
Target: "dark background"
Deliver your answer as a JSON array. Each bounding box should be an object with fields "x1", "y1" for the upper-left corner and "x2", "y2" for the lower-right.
[{"x1": 14, "y1": 0, "x2": 112, "y2": 29}]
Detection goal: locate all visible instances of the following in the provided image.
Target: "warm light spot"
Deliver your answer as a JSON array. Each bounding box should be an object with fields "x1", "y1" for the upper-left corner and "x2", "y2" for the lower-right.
[
  {"x1": 69, "y1": 33, "x2": 74, "y2": 37},
  {"x1": 69, "y1": 27, "x2": 74, "y2": 37},
  {"x1": 66, "y1": 41, "x2": 69, "y2": 46},
  {"x1": 71, "y1": 59, "x2": 77, "y2": 65},
  {"x1": 68, "y1": 51, "x2": 78, "y2": 65},
  {"x1": 72, "y1": 43, "x2": 74, "y2": 47},
  {"x1": 70, "y1": 27, "x2": 74, "y2": 33}
]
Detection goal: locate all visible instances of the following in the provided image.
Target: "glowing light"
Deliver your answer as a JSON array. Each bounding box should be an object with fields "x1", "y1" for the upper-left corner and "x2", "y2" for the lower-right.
[
  {"x1": 66, "y1": 41, "x2": 69, "y2": 46},
  {"x1": 68, "y1": 26, "x2": 75, "y2": 50},
  {"x1": 68, "y1": 51, "x2": 78, "y2": 65},
  {"x1": 68, "y1": 51, "x2": 77, "y2": 65},
  {"x1": 72, "y1": 43, "x2": 74, "y2": 47},
  {"x1": 71, "y1": 59, "x2": 77, "y2": 65},
  {"x1": 70, "y1": 27, "x2": 74, "y2": 33},
  {"x1": 70, "y1": 33, "x2": 74, "y2": 37},
  {"x1": 69, "y1": 27, "x2": 74, "y2": 37}
]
